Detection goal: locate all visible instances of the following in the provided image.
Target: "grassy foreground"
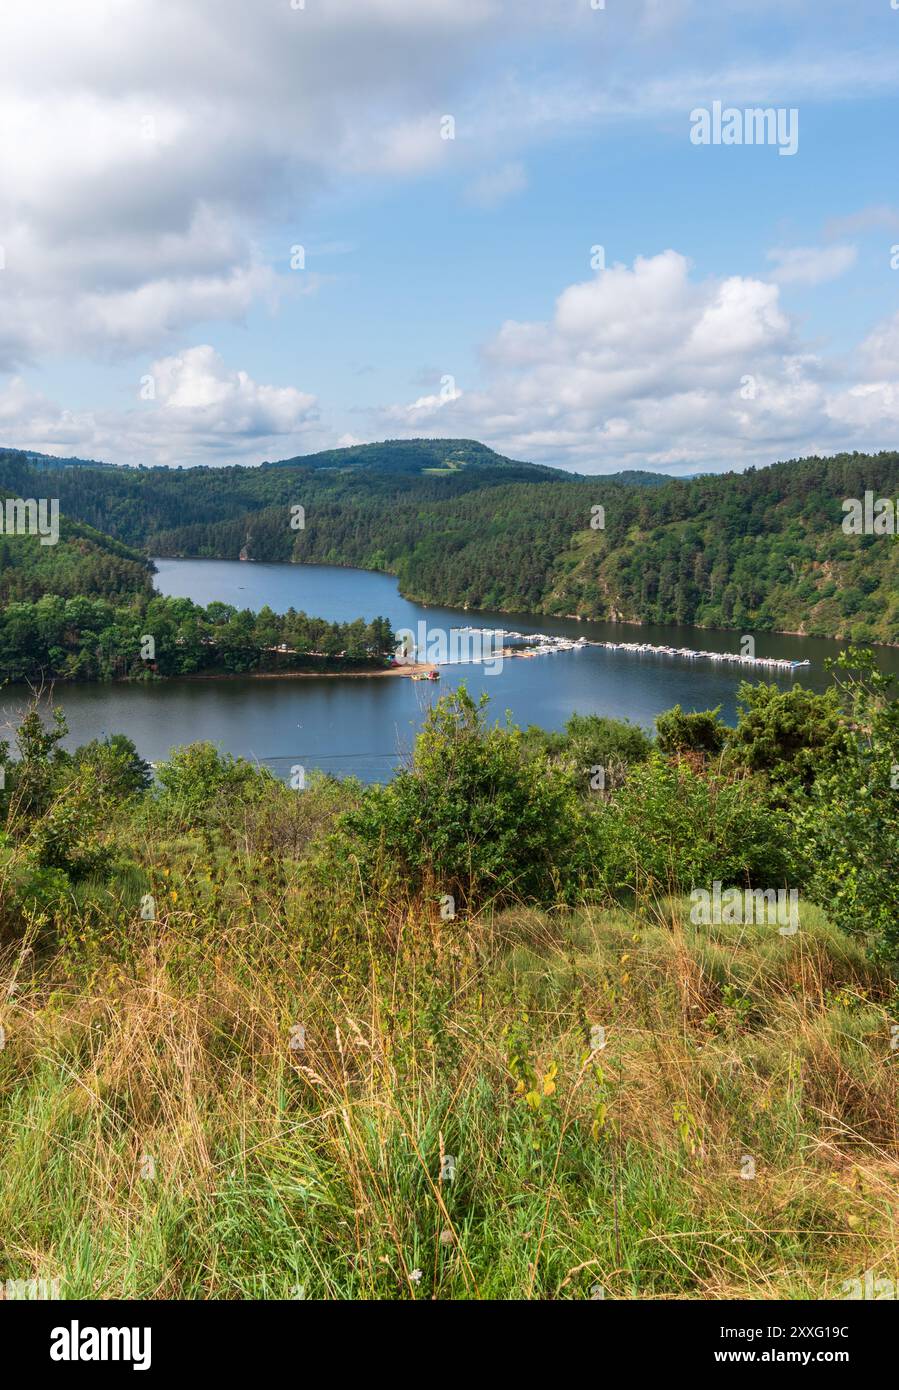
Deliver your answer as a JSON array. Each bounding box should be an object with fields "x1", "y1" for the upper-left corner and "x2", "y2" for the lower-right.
[{"x1": 2, "y1": 896, "x2": 898, "y2": 1300}]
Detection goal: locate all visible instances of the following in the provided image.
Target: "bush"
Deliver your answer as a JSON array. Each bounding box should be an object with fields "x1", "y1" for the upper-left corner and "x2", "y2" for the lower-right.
[
  {"x1": 339, "y1": 688, "x2": 586, "y2": 912},
  {"x1": 4, "y1": 705, "x2": 70, "y2": 821},
  {"x1": 155, "y1": 743, "x2": 277, "y2": 826},
  {"x1": 0, "y1": 832, "x2": 71, "y2": 938},
  {"x1": 727, "y1": 682, "x2": 848, "y2": 790},
  {"x1": 72, "y1": 734, "x2": 152, "y2": 799},
  {"x1": 526, "y1": 713, "x2": 652, "y2": 792},
  {"x1": 790, "y1": 653, "x2": 899, "y2": 959},
  {"x1": 655, "y1": 705, "x2": 727, "y2": 756},
  {"x1": 590, "y1": 754, "x2": 798, "y2": 897},
  {"x1": 31, "y1": 767, "x2": 113, "y2": 881}
]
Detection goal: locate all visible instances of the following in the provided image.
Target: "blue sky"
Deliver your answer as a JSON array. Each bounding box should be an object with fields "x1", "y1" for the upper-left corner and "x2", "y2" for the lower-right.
[{"x1": 2, "y1": 0, "x2": 899, "y2": 473}]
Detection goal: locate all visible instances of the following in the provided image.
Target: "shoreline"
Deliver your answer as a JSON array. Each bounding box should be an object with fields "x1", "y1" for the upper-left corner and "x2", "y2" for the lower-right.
[
  {"x1": 0, "y1": 662, "x2": 441, "y2": 689},
  {"x1": 181, "y1": 661, "x2": 439, "y2": 682},
  {"x1": 150, "y1": 555, "x2": 898, "y2": 649}
]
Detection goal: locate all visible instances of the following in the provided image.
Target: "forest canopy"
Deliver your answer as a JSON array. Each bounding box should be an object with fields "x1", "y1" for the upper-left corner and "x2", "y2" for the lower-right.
[{"x1": 1, "y1": 442, "x2": 897, "y2": 643}]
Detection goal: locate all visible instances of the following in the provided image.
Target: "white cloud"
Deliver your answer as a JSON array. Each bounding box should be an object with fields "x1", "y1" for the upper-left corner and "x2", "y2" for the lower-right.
[
  {"x1": 374, "y1": 250, "x2": 899, "y2": 473},
  {"x1": 7, "y1": 253, "x2": 899, "y2": 476},
  {"x1": 0, "y1": 0, "x2": 510, "y2": 368},
  {"x1": 824, "y1": 311, "x2": 899, "y2": 432},
  {"x1": 0, "y1": 348, "x2": 320, "y2": 467},
  {"x1": 1, "y1": 1, "x2": 897, "y2": 473},
  {"x1": 827, "y1": 381, "x2": 899, "y2": 431},
  {"x1": 0, "y1": 0, "x2": 892, "y2": 373},
  {"x1": 766, "y1": 244, "x2": 857, "y2": 286},
  {"x1": 823, "y1": 205, "x2": 899, "y2": 239},
  {"x1": 855, "y1": 309, "x2": 899, "y2": 377}
]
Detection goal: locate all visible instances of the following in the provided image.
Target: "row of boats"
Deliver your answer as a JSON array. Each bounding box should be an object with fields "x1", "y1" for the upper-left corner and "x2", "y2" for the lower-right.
[
  {"x1": 594, "y1": 641, "x2": 810, "y2": 670},
  {"x1": 452, "y1": 627, "x2": 810, "y2": 671}
]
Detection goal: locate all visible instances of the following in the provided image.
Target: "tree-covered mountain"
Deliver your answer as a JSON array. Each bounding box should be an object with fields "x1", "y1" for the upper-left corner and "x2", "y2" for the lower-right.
[
  {"x1": 264, "y1": 437, "x2": 670, "y2": 487},
  {"x1": 0, "y1": 504, "x2": 154, "y2": 604},
  {"x1": 1, "y1": 441, "x2": 897, "y2": 643},
  {"x1": 0, "y1": 438, "x2": 660, "y2": 554},
  {"x1": 541, "y1": 454, "x2": 899, "y2": 642},
  {"x1": 259, "y1": 437, "x2": 570, "y2": 477}
]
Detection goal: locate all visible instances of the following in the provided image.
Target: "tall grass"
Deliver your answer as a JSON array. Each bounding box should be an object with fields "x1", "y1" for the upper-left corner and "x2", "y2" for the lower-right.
[{"x1": 2, "y1": 890, "x2": 897, "y2": 1300}]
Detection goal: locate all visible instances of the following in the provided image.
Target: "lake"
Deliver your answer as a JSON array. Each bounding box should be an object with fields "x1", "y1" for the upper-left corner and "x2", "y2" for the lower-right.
[{"x1": 3, "y1": 557, "x2": 896, "y2": 782}]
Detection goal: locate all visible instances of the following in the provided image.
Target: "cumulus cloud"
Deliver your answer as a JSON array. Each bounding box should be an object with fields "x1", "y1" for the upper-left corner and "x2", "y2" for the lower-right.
[
  {"x1": 0, "y1": 0, "x2": 509, "y2": 368},
  {"x1": 0, "y1": 347, "x2": 320, "y2": 466},
  {"x1": 1, "y1": 1, "x2": 897, "y2": 469},
  {"x1": 823, "y1": 311, "x2": 899, "y2": 434},
  {"x1": 855, "y1": 309, "x2": 899, "y2": 377},
  {"x1": 1, "y1": 0, "x2": 891, "y2": 372},
  {"x1": 384, "y1": 376, "x2": 463, "y2": 427},
  {"x1": 6, "y1": 251, "x2": 899, "y2": 475},
  {"x1": 374, "y1": 250, "x2": 899, "y2": 473}
]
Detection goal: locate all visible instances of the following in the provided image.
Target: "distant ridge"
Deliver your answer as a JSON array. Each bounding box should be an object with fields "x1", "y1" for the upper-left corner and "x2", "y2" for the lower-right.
[
  {"x1": 3, "y1": 442, "x2": 896, "y2": 643},
  {"x1": 261, "y1": 437, "x2": 562, "y2": 477},
  {"x1": 0, "y1": 445, "x2": 114, "y2": 471},
  {"x1": 262, "y1": 438, "x2": 672, "y2": 485},
  {"x1": 0, "y1": 437, "x2": 672, "y2": 486}
]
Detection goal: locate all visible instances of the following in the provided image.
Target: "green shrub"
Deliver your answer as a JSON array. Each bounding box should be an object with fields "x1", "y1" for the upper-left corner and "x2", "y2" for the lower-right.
[
  {"x1": 655, "y1": 704, "x2": 727, "y2": 756},
  {"x1": 527, "y1": 712, "x2": 652, "y2": 792},
  {"x1": 339, "y1": 688, "x2": 586, "y2": 912},
  {"x1": 590, "y1": 754, "x2": 797, "y2": 897},
  {"x1": 72, "y1": 734, "x2": 152, "y2": 798},
  {"x1": 727, "y1": 682, "x2": 848, "y2": 790},
  {"x1": 31, "y1": 767, "x2": 114, "y2": 881},
  {"x1": 4, "y1": 705, "x2": 70, "y2": 821},
  {"x1": 791, "y1": 654, "x2": 899, "y2": 959},
  {"x1": 154, "y1": 743, "x2": 276, "y2": 826},
  {"x1": 0, "y1": 833, "x2": 71, "y2": 937}
]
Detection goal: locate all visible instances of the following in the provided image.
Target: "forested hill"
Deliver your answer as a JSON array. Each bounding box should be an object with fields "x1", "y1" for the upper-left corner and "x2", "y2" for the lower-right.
[
  {"x1": 0, "y1": 442, "x2": 897, "y2": 643},
  {"x1": 260, "y1": 437, "x2": 568, "y2": 477},
  {"x1": 0, "y1": 505, "x2": 154, "y2": 603},
  {"x1": 263, "y1": 437, "x2": 664, "y2": 484},
  {"x1": 0, "y1": 445, "x2": 114, "y2": 471},
  {"x1": 0, "y1": 439, "x2": 663, "y2": 553}
]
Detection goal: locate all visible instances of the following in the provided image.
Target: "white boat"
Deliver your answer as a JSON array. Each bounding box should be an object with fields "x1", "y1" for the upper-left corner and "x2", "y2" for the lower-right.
[{"x1": 595, "y1": 640, "x2": 811, "y2": 672}]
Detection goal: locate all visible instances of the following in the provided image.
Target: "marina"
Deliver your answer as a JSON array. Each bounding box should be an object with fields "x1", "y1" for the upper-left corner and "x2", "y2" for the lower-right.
[
  {"x1": 454, "y1": 628, "x2": 811, "y2": 672},
  {"x1": 590, "y1": 640, "x2": 810, "y2": 672},
  {"x1": 12, "y1": 559, "x2": 858, "y2": 787}
]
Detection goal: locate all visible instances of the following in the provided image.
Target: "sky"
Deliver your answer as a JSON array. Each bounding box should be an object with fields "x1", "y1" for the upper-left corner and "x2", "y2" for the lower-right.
[{"x1": 1, "y1": 0, "x2": 899, "y2": 474}]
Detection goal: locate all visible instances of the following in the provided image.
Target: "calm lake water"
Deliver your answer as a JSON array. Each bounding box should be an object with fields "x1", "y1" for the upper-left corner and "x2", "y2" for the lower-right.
[{"x1": 4, "y1": 558, "x2": 897, "y2": 782}]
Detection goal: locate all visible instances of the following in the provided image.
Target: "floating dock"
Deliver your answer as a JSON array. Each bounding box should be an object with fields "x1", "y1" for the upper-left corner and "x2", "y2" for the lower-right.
[
  {"x1": 593, "y1": 641, "x2": 810, "y2": 671},
  {"x1": 451, "y1": 628, "x2": 810, "y2": 671}
]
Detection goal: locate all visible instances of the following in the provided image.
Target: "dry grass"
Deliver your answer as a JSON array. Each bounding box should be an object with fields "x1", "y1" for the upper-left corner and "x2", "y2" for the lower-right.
[{"x1": 1, "y1": 895, "x2": 897, "y2": 1300}]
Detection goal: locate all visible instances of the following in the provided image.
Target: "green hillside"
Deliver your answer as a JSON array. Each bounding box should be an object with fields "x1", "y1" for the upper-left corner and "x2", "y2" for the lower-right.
[
  {"x1": 0, "y1": 504, "x2": 154, "y2": 604},
  {"x1": 260, "y1": 437, "x2": 569, "y2": 478},
  {"x1": 1, "y1": 442, "x2": 897, "y2": 642}
]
